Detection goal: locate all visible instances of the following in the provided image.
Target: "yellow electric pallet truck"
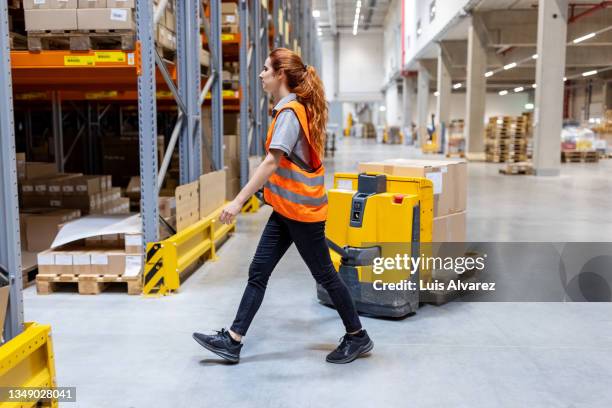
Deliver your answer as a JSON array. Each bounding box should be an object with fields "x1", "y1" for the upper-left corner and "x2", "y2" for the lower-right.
[{"x1": 319, "y1": 172, "x2": 434, "y2": 318}]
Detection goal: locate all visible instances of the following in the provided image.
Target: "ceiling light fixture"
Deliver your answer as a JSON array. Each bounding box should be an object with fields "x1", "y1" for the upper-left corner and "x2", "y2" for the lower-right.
[
  {"x1": 453, "y1": 83, "x2": 462, "y2": 89},
  {"x1": 572, "y1": 32, "x2": 596, "y2": 44},
  {"x1": 514, "y1": 87, "x2": 524, "y2": 93},
  {"x1": 582, "y1": 70, "x2": 598, "y2": 77},
  {"x1": 499, "y1": 90, "x2": 508, "y2": 96},
  {"x1": 312, "y1": 9, "x2": 320, "y2": 18},
  {"x1": 504, "y1": 62, "x2": 517, "y2": 70},
  {"x1": 485, "y1": 71, "x2": 494, "y2": 78}
]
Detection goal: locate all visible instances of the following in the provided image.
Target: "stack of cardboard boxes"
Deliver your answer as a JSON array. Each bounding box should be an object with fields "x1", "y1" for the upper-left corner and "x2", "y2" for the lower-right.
[
  {"x1": 223, "y1": 62, "x2": 240, "y2": 91},
  {"x1": 154, "y1": 0, "x2": 176, "y2": 53},
  {"x1": 358, "y1": 158, "x2": 467, "y2": 242},
  {"x1": 224, "y1": 110, "x2": 244, "y2": 200},
  {"x1": 37, "y1": 231, "x2": 143, "y2": 278},
  {"x1": 20, "y1": 172, "x2": 129, "y2": 215},
  {"x1": 221, "y1": 3, "x2": 239, "y2": 33},
  {"x1": 24, "y1": 0, "x2": 135, "y2": 31}
]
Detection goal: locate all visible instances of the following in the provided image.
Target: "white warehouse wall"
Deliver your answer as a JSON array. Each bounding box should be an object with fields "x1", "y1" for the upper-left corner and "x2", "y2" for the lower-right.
[
  {"x1": 403, "y1": 0, "x2": 472, "y2": 67},
  {"x1": 383, "y1": 0, "x2": 402, "y2": 83},
  {"x1": 320, "y1": 36, "x2": 336, "y2": 101},
  {"x1": 337, "y1": 32, "x2": 384, "y2": 102},
  {"x1": 405, "y1": 92, "x2": 530, "y2": 124}
]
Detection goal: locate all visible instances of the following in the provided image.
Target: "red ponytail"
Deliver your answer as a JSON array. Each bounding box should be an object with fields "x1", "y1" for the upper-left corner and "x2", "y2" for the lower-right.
[{"x1": 269, "y1": 48, "x2": 328, "y2": 156}]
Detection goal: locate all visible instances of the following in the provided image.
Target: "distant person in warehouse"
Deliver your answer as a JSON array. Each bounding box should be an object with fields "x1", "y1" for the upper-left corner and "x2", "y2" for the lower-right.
[{"x1": 192, "y1": 48, "x2": 373, "y2": 364}]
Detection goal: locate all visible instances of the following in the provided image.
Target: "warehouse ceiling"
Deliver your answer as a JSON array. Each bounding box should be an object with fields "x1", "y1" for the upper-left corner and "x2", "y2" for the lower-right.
[
  {"x1": 312, "y1": 0, "x2": 392, "y2": 33},
  {"x1": 419, "y1": 1, "x2": 612, "y2": 88}
]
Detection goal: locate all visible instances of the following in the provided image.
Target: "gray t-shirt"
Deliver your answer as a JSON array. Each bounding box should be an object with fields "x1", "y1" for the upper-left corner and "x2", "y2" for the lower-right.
[{"x1": 268, "y1": 94, "x2": 313, "y2": 171}]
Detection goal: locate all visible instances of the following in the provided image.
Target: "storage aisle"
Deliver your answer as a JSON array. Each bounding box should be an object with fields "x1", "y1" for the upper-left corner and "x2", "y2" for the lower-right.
[{"x1": 23, "y1": 137, "x2": 612, "y2": 407}]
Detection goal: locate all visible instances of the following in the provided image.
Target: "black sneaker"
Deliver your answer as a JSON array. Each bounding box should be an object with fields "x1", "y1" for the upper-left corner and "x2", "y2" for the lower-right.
[
  {"x1": 326, "y1": 330, "x2": 374, "y2": 364},
  {"x1": 192, "y1": 329, "x2": 242, "y2": 363}
]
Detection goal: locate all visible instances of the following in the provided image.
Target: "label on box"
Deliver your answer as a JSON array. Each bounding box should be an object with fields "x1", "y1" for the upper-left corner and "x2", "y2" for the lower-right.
[
  {"x1": 336, "y1": 179, "x2": 353, "y2": 191},
  {"x1": 110, "y1": 8, "x2": 128, "y2": 21},
  {"x1": 76, "y1": 185, "x2": 87, "y2": 192},
  {"x1": 62, "y1": 185, "x2": 74, "y2": 193},
  {"x1": 73, "y1": 254, "x2": 90, "y2": 265},
  {"x1": 35, "y1": 185, "x2": 46, "y2": 192},
  {"x1": 125, "y1": 234, "x2": 142, "y2": 246},
  {"x1": 37, "y1": 253, "x2": 55, "y2": 265},
  {"x1": 55, "y1": 254, "x2": 73, "y2": 265},
  {"x1": 426, "y1": 172, "x2": 443, "y2": 195},
  {"x1": 22, "y1": 185, "x2": 34, "y2": 192},
  {"x1": 49, "y1": 185, "x2": 61, "y2": 193},
  {"x1": 225, "y1": 15, "x2": 236, "y2": 23},
  {"x1": 91, "y1": 254, "x2": 108, "y2": 265},
  {"x1": 127, "y1": 53, "x2": 135, "y2": 66},
  {"x1": 124, "y1": 255, "x2": 142, "y2": 277},
  {"x1": 50, "y1": 200, "x2": 62, "y2": 207},
  {"x1": 34, "y1": 0, "x2": 46, "y2": 4}
]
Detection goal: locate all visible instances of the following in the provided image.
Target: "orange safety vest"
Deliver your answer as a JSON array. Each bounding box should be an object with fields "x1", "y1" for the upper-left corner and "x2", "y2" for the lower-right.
[{"x1": 263, "y1": 100, "x2": 328, "y2": 222}]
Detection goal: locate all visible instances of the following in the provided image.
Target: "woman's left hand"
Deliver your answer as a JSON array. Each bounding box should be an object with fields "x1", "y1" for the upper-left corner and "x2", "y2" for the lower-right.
[{"x1": 219, "y1": 200, "x2": 242, "y2": 224}]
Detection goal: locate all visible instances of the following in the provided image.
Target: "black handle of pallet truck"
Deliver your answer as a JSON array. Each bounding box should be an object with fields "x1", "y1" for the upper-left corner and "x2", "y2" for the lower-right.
[{"x1": 326, "y1": 238, "x2": 350, "y2": 259}]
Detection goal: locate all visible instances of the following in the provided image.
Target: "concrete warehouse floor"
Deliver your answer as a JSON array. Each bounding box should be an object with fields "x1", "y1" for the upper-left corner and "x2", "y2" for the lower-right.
[{"x1": 24, "y1": 138, "x2": 612, "y2": 407}]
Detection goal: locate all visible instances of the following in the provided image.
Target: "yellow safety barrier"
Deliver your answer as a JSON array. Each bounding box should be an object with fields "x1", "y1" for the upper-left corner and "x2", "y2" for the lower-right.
[
  {"x1": 143, "y1": 204, "x2": 236, "y2": 295},
  {"x1": 0, "y1": 323, "x2": 57, "y2": 408},
  {"x1": 241, "y1": 195, "x2": 261, "y2": 213}
]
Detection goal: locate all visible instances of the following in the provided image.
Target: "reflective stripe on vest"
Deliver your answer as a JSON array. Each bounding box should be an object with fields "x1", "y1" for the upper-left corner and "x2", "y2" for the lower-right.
[
  {"x1": 274, "y1": 166, "x2": 325, "y2": 187},
  {"x1": 264, "y1": 181, "x2": 328, "y2": 206}
]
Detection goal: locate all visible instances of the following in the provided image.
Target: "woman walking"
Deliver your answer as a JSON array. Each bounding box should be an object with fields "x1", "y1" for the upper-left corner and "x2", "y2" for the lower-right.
[{"x1": 193, "y1": 48, "x2": 372, "y2": 364}]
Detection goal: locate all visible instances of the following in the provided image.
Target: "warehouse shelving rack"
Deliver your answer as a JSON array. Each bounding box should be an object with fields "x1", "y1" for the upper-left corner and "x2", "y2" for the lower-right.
[{"x1": 1, "y1": 0, "x2": 225, "y2": 336}]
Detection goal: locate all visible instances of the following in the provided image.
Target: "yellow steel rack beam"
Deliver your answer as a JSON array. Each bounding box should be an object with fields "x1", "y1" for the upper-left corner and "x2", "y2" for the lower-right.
[
  {"x1": 0, "y1": 323, "x2": 57, "y2": 408},
  {"x1": 143, "y1": 204, "x2": 236, "y2": 295}
]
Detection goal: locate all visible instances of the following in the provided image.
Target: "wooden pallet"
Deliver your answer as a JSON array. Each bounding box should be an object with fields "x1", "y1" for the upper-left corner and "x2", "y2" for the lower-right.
[
  {"x1": 561, "y1": 151, "x2": 599, "y2": 163},
  {"x1": 499, "y1": 162, "x2": 534, "y2": 175},
  {"x1": 36, "y1": 273, "x2": 142, "y2": 295},
  {"x1": 27, "y1": 29, "x2": 136, "y2": 52}
]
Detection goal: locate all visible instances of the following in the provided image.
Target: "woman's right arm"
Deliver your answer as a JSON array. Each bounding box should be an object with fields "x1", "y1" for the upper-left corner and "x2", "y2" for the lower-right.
[{"x1": 219, "y1": 149, "x2": 284, "y2": 224}]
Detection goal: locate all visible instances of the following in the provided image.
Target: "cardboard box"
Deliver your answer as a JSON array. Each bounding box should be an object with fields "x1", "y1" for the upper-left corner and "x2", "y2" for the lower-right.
[
  {"x1": 222, "y1": 14, "x2": 238, "y2": 24},
  {"x1": 72, "y1": 252, "x2": 92, "y2": 275},
  {"x1": 54, "y1": 252, "x2": 73, "y2": 274},
  {"x1": 24, "y1": 0, "x2": 49, "y2": 10},
  {"x1": 47, "y1": 174, "x2": 82, "y2": 197},
  {"x1": 175, "y1": 180, "x2": 199, "y2": 232},
  {"x1": 16, "y1": 153, "x2": 26, "y2": 180},
  {"x1": 124, "y1": 233, "x2": 142, "y2": 254},
  {"x1": 25, "y1": 209, "x2": 81, "y2": 252},
  {"x1": 164, "y1": 9, "x2": 175, "y2": 31},
  {"x1": 223, "y1": 134, "x2": 240, "y2": 161},
  {"x1": 77, "y1": 7, "x2": 134, "y2": 30},
  {"x1": 157, "y1": 24, "x2": 176, "y2": 50},
  {"x1": 25, "y1": 9, "x2": 78, "y2": 30},
  {"x1": 101, "y1": 175, "x2": 112, "y2": 191},
  {"x1": 221, "y1": 3, "x2": 238, "y2": 14},
  {"x1": 199, "y1": 170, "x2": 226, "y2": 218},
  {"x1": 90, "y1": 251, "x2": 109, "y2": 274},
  {"x1": 200, "y1": 48, "x2": 210, "y2": 67},
  {"x1": 0, "y1": 285, "x2": 8, "y2": 340},
  {"x1": 54, "y1": 0, "x2": 78, "y2": 7},
  {"x1": 358, "y1": 158, "x2": 467, "y2": 217},
  {"x1": 77, "y1": 0, "x2": 106, "y2": 7},
  {"x1": 433, "y1": 211, "x2": 466, "y2": 242},
  {"x1": 159, "y1": 196, "x2": 176, "y2": 218},
  {"x1": 107, "y1": 0, "x2": 134, "y2": 7},
  {"x1": 248, "y1": 156, "x2": 262, "y2": 180},
  {"x1": 25, "y1": 162, "x2": 57, "y2": 179},
  {"x1": 37, "y1": 251, "x2": 57, "y2": 274},
  {"x1": 24, "y1": 0, "x2": 78, "y2": 9},
  {"x1": 124, "y1": 254, "x2": 143, "y2": 277},
  {"x1": 226, "y1": 177, "x2": 240, "y2": 201},
  {"x1": 107, "y1": 252, "x2": 126, "y2": 275}
]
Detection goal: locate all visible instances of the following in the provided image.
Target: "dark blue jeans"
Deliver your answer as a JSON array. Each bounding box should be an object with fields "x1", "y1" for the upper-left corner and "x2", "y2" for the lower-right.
[{"x1": 230, "y1": 211, "x2": 362, "y2": 336}]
